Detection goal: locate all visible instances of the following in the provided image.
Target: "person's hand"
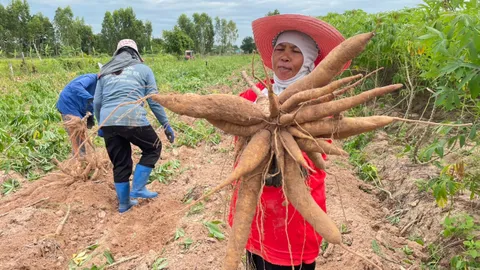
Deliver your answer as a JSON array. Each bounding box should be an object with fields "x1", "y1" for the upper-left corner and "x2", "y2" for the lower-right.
[
  {"x1": 98, "y1": 129, "x2": 104, "y2": 138},
  {"x1": 163, "y1": 123, "x2": 175, "y2": 143},
  {"x1": 86, "y1": 115, "x2": 95, "y2": 129}
]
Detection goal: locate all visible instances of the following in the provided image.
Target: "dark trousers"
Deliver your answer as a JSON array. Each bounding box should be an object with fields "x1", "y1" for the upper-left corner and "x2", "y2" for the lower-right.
[
  {"x1": 102, "y1": 126, "x2": 162, "y2": 183},
  {"x1": 246, "y1": 251, "x2": 316, "y2": 270}
]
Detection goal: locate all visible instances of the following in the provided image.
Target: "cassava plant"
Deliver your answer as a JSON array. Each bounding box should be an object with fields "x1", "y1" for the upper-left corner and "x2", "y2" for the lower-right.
[{"x1": 150, "y1": 32, "x2": 470, "y2": 270}]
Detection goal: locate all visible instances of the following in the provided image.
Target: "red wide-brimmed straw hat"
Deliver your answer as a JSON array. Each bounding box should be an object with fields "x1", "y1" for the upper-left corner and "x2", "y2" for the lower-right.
[{"x1": 252, "y1": 14, "x2": 350, "y2": 71}]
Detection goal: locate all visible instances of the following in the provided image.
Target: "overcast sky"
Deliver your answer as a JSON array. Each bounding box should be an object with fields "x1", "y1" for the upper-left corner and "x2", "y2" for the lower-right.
[{"x1": 1, "y1": 0, "x2": 424, "y2": 45}]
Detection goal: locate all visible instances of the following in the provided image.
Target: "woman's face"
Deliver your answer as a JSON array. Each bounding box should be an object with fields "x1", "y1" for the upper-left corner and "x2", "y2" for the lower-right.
[{"x1": 272, "y1": 42, "x2": 304, "y2": 80}]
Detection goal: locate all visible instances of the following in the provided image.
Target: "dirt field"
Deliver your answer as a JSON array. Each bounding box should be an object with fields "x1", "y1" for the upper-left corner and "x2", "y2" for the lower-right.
[{"x1": 1, "y1": 121, "x2": 447, "y2": 270}]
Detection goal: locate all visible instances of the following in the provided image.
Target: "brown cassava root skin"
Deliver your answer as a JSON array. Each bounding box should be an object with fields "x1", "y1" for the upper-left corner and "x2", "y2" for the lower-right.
[
  {"x1": 296, "y1": 138, "x2": 348, "y2": 156},
  {"x1": 234, "y1": 136, "x2": 247, "y2": 163},
  {"x1": 282, "y1": 84, "x2": 403, "y2": 125},
  {"x1": 278, "y1": 32, "x2": 375, "y2": 104},
  {"x1": 283, "y1": 154, "x2": 342, "y2": 244},
  {"x1": 268, "y1": 89, "x2": 281, "y2": 118},
  {"x1": 302, "y1": 68, "x2": 385, "y2": 108},
  {"x1": 207, "y1": 119, "x2": 267, "y2": 137},
  {"x1": 180, "y1": 130, "x2": 271, "y2": 214},
  {"x1": 295, "y1": 116, "x2": 396, "y2": 138},
  {"x1": 286, "y1": 126, "x2": 314, "y2": 140},
  {"x1": 279, "y1": 130, "x2": 312, "y2": 171},
  {"x1": 213, "y1": 129, "x2": 270, "y2": 188},
  {"x1": 151, "y1": 93, "x2": 266, "y2": 126},
  {"x1": 273, "y1": 131, "x2": 286, "y2": 177},
  {"x1": 223, "y1": 169, "x2": 264, "y2": 270},
  {"x1": 232, "y1": 130, "x2": 271, "y2": 181},
  {"x1": 306, "y1": 152, "x2": 327, "y2": 171},
  {"x1": 281, "y1": 74, "x2": 363, "y2": 113},
  {"x1": 255, "y1": 96, "x2": 272, "y2": 117}
]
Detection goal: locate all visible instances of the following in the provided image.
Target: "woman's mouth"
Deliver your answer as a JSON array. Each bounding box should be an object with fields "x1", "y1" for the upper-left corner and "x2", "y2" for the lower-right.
[{"x1": 277, "y1": 65, "x2": 292, "y2": 72}]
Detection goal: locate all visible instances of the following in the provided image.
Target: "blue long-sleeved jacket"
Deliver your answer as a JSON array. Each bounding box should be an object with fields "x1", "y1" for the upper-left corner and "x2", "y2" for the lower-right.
[
  {"x1": 56, "y1": 74, "x2": 98, "y2": 118},
  {"x1": 94, "y1": 64, "x2": 169, "y2": 127}
]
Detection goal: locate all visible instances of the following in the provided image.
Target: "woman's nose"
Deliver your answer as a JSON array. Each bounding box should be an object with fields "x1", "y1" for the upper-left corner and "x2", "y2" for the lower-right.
[{"x1": 280, "y1": 53, "x2": 290, "y2": 62}]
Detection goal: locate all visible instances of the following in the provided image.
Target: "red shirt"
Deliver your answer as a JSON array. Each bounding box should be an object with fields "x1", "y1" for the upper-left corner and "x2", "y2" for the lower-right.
[{"x1": 228, "y1": 83, "x2": 329, "y2": 266}]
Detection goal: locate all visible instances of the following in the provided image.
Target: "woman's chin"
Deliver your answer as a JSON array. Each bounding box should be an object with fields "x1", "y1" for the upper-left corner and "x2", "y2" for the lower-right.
[{"x1": 275, "y1": 72, "x2": 294, "y2": 81}]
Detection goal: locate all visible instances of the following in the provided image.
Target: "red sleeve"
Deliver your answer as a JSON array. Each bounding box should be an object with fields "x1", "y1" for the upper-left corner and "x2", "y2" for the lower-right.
[{"x1": 239, "y1": 81, "x2": 267, "y2": 102}]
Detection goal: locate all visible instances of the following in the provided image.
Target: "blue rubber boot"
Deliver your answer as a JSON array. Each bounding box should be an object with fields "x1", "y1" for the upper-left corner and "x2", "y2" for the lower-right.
[
  {"x1": 114, "y1": 182, "x2": 138, "y2": 213},
  {"x1": 130, "y1": 164, "x2": 158, "y2": 199}
]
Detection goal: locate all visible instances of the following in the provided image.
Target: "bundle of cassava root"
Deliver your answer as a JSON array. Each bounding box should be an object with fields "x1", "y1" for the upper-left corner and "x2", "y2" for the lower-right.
[
  {"x1": 152, "y1": 32, "x2": 417, "y2": 269},
  {"x1": 57, "y1": 113, "x2": 109, "y2": 181}
]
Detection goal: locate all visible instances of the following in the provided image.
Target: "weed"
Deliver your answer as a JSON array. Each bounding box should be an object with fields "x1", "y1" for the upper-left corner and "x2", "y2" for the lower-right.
[
  {"x1": 174, "y1": 228, "x2": 185, "y2": 241},
  {"x1": 2, "y1": 178, "x2": 20, "y2": 195},
  {"x1": 149, "y1": 159, "x2": 181, "y2": 184},
  {"x1": 371, "y1": 240, "x2": 383, "y2": 256},
  {"x1": 152, "y1": 258, "x2": 168, "y2": 270},
  {"x1": 203, "y1": 220, "x2": 225, "y2": 240},
  {"x1": 441, "y1": 214, "x2": 480, "y2": 269},
  {"x1": 387, "y1": 214, "x2": 401, "y2": 225},
  {"x1": 181, "y1": 238, "x2": 194, "y2": 250},
  {"x1": 171, "y1": 118, "x2": 221, "y2": 147},
  {"x1": 343, "y1": 132, "x2": 379, "y2": 183},
  {"x1": 340, "y1": 223, "x2": 350, "y2": 234},
  {"x1": 321, "y1": 239, "x2": 329, "y2": 252},
  {"x1": 187, "y1": 202, "x2": 204, "y2": 216},
  {"x1": 402, "y1": 245, "x2": 414, "y2": 256}
]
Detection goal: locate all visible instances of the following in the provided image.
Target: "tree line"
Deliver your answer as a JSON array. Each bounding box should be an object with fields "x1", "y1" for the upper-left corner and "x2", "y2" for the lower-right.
[{"x1": 0, "y1": 0, "x2": 250, "y2": 58}]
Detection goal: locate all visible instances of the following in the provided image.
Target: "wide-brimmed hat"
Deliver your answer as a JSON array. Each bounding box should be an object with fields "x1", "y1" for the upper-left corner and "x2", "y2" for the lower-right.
[
  {"x1": 113, "y1": 39, "x2": 144, "y2": 62},
  {"x1": 252, "y1": 14, "x2": 350, "y2": 71}
]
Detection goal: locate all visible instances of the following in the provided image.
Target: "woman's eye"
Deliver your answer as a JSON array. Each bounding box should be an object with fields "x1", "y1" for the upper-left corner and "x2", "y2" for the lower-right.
[{"x1": 275, "y1": 48, "x2": 284, "y2": 51}]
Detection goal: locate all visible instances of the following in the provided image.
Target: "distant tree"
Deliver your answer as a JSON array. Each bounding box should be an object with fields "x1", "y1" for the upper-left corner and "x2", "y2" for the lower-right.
[
  {"x1": 100, "y1": 11, "x2": 116, "y2": 53},
  {"x1": 5, "y1": 0, "x2": 31, "y2": 52},
  {"x1": 214, "y1": 17, "x2": 238, "y2": 54},
  {"x1": 76, "y1": 20, "x2": 94, "y2": 54},
  {"x1": 145, "y1": 20, "x2": 153, "y2": 52},
  {"x1": 192, "y1": 13, "x2": 214, "y2": 54},
  {"x1": 240, "y1": 36, "x2": 256, "y2": 53},
  {"x1": 266, "y1": 9, "x2": 280, "y2": 16},
  {"x1": 0, "y1": 4, "x2": 6, "y2": 53},
  {"x1": 54, "y1": 7, "x2": 78, "y2": 48},
  {"x1": 151, "y1": 37, "x2": 164, "y2": 53},
  {"x1": 163, "y1": 26, "x2": 194, "y2": 55},
  {"x1": 177, "y1": 14, "x2": 195, "y2": 38},
  {"x1": 27, "y1": 13, "x2": 55, "y2": 55},
  {"x1": 92, "y1": 33, "x2": 102, "y2": 55},
  {"x1": 214, "y1": 17, "x2": 227, "y2": 54},
  {"x1": 226, "y1": 20, "x2": 238, "y2": 49}
]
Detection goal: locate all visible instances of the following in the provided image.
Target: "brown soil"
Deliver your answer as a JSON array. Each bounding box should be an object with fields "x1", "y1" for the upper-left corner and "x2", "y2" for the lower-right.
[
  {"x1": 363, "y1": 131, "x2": 480, "y2": 269},
  {"x1": 1, "y1": 120, "x2": 464, "y2": 270}
]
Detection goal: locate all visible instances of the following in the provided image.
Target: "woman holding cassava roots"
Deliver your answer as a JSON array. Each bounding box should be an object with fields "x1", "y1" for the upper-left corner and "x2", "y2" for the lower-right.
[
  {"x1": 151, "y1": 12, "x2": 423, "y2": 269},
  {"x1": 227, "y1": 14, "x2": 351, "y2": 269}
]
